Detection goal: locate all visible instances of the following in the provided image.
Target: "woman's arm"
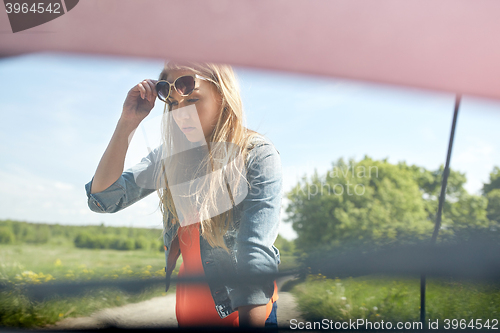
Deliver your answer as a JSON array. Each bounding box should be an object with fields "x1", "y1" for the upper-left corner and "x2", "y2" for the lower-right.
[
  {"x1": 238, "y1": 304, "x2": 267, "y2": 327},
  {"x1": 231, "y1": 138, "x2": 282, "y2": 325},
  {"x1": 91, "y1": 79, "x2": 157, "y2": 194},
  {"x1": 90, "y1": 118, "x2": 138, "y2": 194}
]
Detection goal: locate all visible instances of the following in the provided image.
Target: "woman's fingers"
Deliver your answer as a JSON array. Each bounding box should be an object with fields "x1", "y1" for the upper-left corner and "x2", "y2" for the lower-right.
[
  {"x1": 122, "y1": 79, "x2": 159, "y2": 123},
  {"x1": 147, "y1": 79, "x2": 157, "y2": 98},
  {"x1": 137, "y1": 81, "x2": 146, "y2": 99},
  {"x1": 136, "y1": 79, "x2": 158, "y2": 102},
  {"x1": 141, "y1": 80, "x2": 153, "y2": 101}
]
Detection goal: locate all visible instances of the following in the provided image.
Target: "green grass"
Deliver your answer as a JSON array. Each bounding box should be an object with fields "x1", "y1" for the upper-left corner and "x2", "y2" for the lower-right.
[
  {"x1": 0, "y1": 242, "x2": 178, "y2": 328},
  {"x1": 291, "y1": 274, "x2": 500, "y2": 328},
  {"x1": 0, "y1": 241, "x2": 167, "y2": 279},
  {"x1": 0, "y1": 220, "x2": 297, "y2": 328},
  {"x1": 0, "y1": 284, "x2": 173, "y2": 328},
  {"x1": 0, "y1": 241, "x2": 296, "y2": 328}
]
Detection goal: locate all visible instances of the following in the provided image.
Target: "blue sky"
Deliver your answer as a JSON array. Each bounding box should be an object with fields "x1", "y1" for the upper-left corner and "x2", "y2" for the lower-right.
[{"x1": 1, "y1": 53, "x2": 499, "y2": 240}]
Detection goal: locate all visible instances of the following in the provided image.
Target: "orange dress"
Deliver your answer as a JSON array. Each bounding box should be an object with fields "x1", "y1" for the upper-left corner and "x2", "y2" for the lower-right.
[{"x1": 175, "y1": 222, "x2": 278, "y2": 327}]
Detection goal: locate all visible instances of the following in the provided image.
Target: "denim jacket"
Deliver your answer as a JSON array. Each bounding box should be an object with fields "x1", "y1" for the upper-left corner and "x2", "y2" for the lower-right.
[{"x1": 85, "y1": 134, "x2": 282, "y2": 318}]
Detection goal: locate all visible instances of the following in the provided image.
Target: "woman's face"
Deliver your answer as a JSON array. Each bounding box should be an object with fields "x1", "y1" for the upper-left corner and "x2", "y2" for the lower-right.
[{"x1": 166, "y1": 69, "x2": 222, "y2": 143}]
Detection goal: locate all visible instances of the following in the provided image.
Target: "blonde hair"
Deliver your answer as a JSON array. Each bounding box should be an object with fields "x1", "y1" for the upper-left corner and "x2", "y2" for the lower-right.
[{"x1": 157, "y1": 62, "x2": 259, "y2": 251}]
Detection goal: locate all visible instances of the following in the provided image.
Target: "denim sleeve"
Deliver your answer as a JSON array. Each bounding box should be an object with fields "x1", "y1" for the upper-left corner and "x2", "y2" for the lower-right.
[
  {"x1": 230, "y1": 140, "x2": 282, "y2": 310},
  {"x1": 84, "y1": 147, "x2": 161, "y2": 213}
]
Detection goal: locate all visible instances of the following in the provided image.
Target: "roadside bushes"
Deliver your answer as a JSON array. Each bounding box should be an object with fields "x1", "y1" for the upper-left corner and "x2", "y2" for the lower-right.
[
  {"x1": 0, "y1": 220, "x2": 51, "y2": 244},
  {"x1": 0, "y1": 220, "x2": 164, "y2": 252},
  {"x1": 74, "y1": 232, "x2": 159, "y2": 251},
  {"x1": 0, "y1": 227, "x2": 16, "y2": 244}
]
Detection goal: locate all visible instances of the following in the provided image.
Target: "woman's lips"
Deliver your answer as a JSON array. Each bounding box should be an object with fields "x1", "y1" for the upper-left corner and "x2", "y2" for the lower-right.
[{"x1": 182, "y1": 127, "x2": 196, "y2": 133}]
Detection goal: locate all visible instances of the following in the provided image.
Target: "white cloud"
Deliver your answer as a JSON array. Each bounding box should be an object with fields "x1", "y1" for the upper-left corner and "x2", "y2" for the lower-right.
[
  {"x1": 54, "y1": 181, "x2": 74, "y2": 190},
  {"x1": 0, "y1": 169, "x2": 163, "y2": 229},
  {"x1": 453, "y1": 136, "x2": 496, "y2": 194}
]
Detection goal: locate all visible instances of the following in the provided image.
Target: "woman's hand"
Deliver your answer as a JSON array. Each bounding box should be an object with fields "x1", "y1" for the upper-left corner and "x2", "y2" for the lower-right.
[
  {"x1": 122, "y1": 79, "x2": 158, "y2": 126},
  {"x1": 90, "y1": 79, "x2": 158, "y2": 194},
  {"x1": 238, "y1": 304, "x2": 267, "y2": 327}
]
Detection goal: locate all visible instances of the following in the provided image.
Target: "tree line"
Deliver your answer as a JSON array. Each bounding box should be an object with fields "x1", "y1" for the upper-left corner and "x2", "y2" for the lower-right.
[
  {"x1": 0, "y1": 219, "x2": 295, "y2": 255},
  {"x1": 0, "y1": 220, "x2": 165, "y2": 251},
  {"x1": 286, "y1": 157, "x2": 500, "y2": 252}
]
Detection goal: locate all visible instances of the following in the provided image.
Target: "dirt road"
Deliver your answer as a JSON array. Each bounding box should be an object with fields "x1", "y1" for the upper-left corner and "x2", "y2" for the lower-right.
[{"x1": 52, "y1": 278, "x2": 305, "y2": 329}]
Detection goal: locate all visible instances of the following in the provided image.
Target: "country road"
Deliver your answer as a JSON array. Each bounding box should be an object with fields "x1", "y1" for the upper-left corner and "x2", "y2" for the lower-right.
[{"x1": 51, "y1": 277, "x2": 305, "y2": 329}]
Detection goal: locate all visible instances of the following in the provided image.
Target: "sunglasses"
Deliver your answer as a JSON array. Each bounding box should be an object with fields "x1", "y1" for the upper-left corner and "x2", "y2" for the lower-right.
[{"x1": 155, "y1": 74, "x2": 217, "y2": 103}]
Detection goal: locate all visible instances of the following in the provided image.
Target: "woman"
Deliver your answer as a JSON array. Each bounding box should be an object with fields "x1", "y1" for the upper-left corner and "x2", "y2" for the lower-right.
[{"x1": 85, "y1": 62, "x2": 282, "y2": 328}]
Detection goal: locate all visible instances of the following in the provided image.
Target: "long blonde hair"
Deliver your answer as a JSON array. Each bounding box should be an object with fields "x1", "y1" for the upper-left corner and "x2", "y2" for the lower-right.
[{"x1": 157, "y1": 62, "x2": 259, "y2": 251}]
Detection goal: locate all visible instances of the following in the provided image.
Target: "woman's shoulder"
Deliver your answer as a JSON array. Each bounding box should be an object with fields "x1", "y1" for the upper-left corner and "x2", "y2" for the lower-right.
[
  {"x1": 246, "y1": 132, "x2": 280, "y2": 155},
  {"x1": 244, "y1": 132, "x2": 281, "y2": 169}
]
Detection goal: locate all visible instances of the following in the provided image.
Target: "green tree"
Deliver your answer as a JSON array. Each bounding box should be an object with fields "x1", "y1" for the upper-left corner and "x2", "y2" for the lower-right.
[
  {"x1": 401, "y1": 163, "x2": 490, "y2": 238},
  {"x1": 483, "y1": 166, "x2": 500, "y2": 195},
  {"x1": 0, "y1": 226, "x2": 15, "y2": 244},
  {"x1": 274, "y1": 234, "x2": 295, "y2": 256},
  {"x1": 285, "y1": 157, "x2": 433, "y2": 251},
  {"x1": 486, "y1": 189, "x2": 500, "y2": 223},
  {"x1": 286, "y1": 157, "x2": 495, "y2": 251},
  {"x1": 483, "y1": 167, "x2": 500, "y2": 224}
]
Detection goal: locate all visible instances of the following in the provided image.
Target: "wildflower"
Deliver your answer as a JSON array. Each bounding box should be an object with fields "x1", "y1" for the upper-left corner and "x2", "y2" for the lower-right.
[
  {"x1": 373, "y1": 306, "x2": 378, "y2": 311},
  {"x1": 54, "y1": 259, "x2": 62, "y2": 267},
  {"x1": 341, "y1": 296, "x2": 347, "y2": 301}
]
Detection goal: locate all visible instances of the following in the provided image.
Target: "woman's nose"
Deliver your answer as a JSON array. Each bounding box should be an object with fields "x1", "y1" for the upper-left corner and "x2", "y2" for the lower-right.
[{"x1": 173, "y1": 102, "x2": 191, "y2": 119}]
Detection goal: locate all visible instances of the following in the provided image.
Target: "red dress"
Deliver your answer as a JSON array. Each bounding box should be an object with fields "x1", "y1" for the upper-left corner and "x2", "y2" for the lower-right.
[{"x1": 175, "y1": 222, "x2": 278, "y2": 327}]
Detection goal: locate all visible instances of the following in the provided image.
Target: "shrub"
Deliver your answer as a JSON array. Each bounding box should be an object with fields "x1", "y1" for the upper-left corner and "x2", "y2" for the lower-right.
[
  {"x1": 75, "y1": 233, "x2": 142, "y2": 251},
  {"x1": 134, "y1": 237, "x2": 149, "y2": 250},
  {"x1": 0, "y1": 227, "x2": 15, "y2": 244}
]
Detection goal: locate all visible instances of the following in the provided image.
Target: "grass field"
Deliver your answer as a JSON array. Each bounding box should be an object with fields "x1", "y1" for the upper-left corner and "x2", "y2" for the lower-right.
[
  {"x1": 0, "y1": 241, "x2": 175, "y2": 328},
  {"x1": 1, "y1": 240, "x2": 167, "y2": 278},
  {"x1": 291, "y1": 273, "x2": 500, "y2": 329},
  {"x1": 0, "y1": 237, "x2": 297, "y2": 328}
]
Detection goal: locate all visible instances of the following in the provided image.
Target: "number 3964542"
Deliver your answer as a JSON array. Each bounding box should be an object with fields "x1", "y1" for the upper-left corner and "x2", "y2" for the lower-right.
[{"x1": 5, "y1": 2, "x2": 62, "y2": 14}]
